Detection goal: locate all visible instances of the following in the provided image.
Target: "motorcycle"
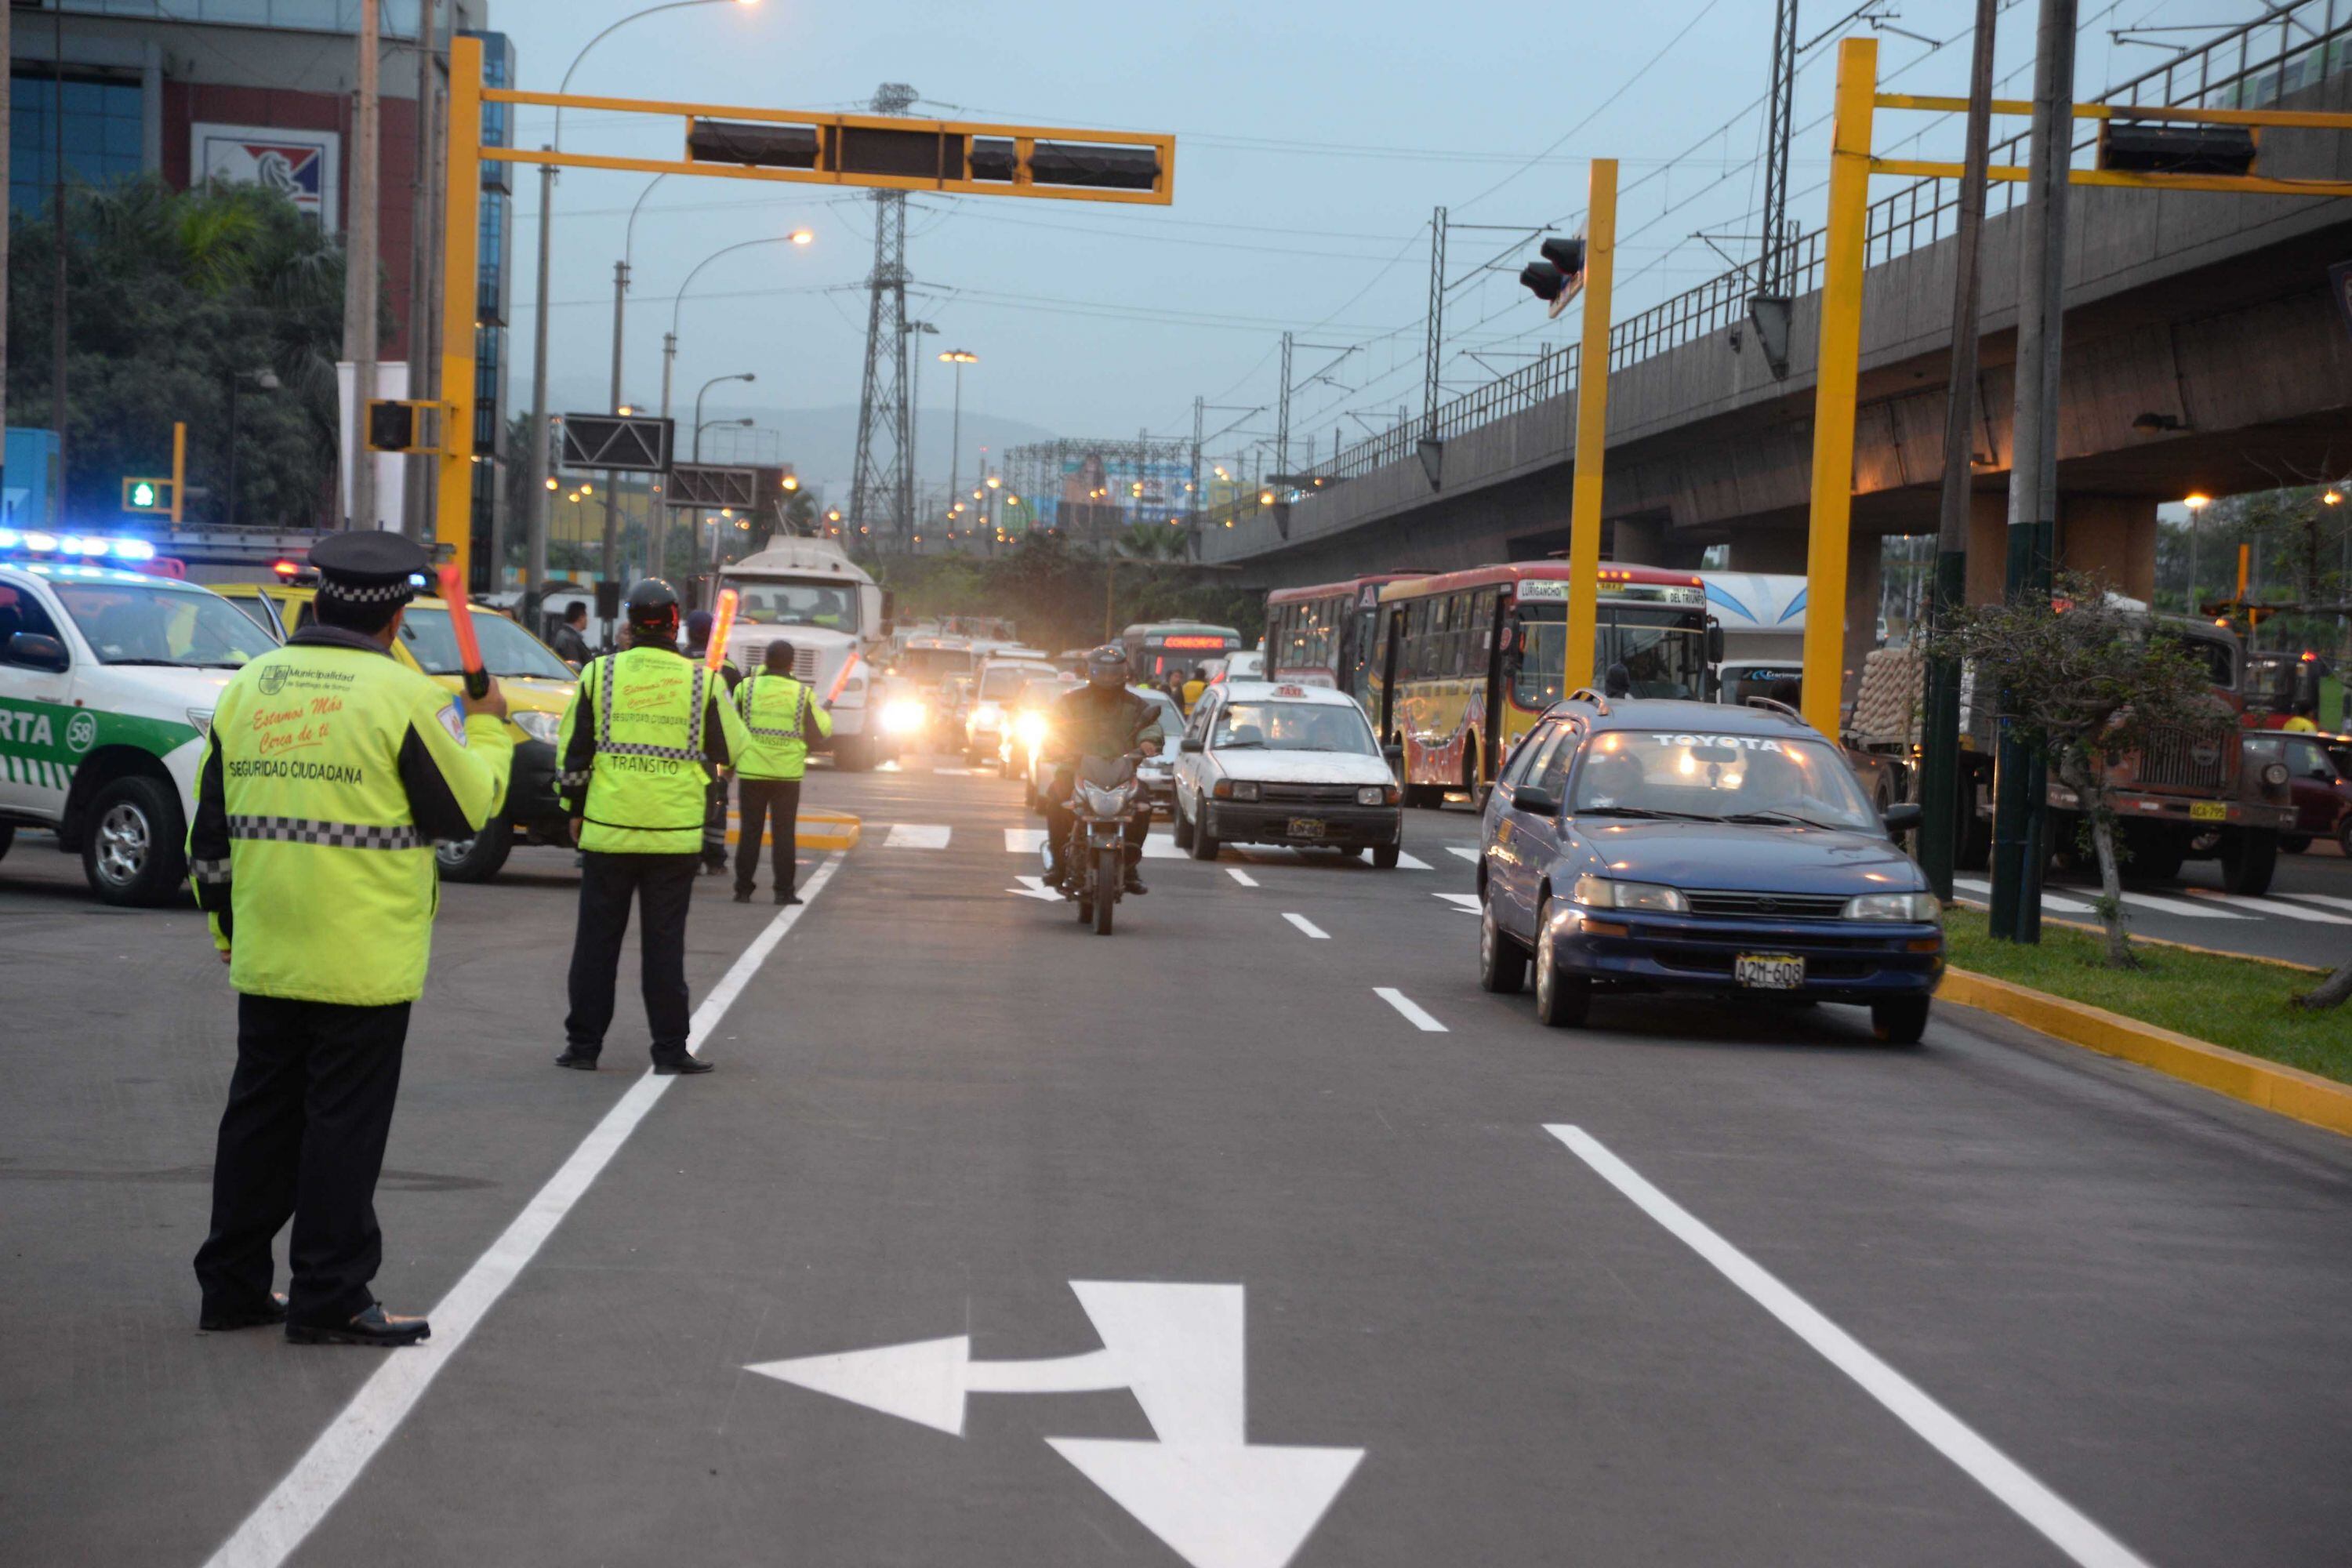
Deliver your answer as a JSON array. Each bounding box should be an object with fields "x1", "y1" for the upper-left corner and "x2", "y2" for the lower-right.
[{"x1": 1047, "y1": 752, "x2": 1144, "y2": 935}]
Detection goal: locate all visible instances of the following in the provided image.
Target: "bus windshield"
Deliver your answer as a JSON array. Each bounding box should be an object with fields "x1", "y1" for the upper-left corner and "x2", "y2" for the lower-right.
[
  {"x1": 726, "y1": 579, "x2": 859, "y2": 631},
  {"x1": 1512, "y1": 603, "x2": 1707, "y2": 706}
]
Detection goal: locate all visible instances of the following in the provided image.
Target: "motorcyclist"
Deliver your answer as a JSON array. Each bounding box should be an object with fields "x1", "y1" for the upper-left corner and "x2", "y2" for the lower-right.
[{"x1": 1043, "y1": 645, "x2": 1160, "y2": 896}]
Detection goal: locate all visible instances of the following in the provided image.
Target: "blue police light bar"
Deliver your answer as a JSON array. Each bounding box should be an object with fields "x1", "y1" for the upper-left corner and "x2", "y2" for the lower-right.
[{"x1": 0, "y1": 528, "x2": 158, "y2": 561}]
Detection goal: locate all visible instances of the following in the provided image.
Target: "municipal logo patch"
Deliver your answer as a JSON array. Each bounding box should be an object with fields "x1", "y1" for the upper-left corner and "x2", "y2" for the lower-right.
[{"x1": 439, "y1": 700, "x2": 469, "y2": 746}]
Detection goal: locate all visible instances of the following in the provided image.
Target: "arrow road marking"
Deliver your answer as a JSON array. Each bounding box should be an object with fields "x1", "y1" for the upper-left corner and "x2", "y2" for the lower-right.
[
  {"x1": 748, "y1": 1281, "x2": 1363, "y2": 1568},
  {"x1": 1010, "y1": 875, "x2": 1063, "y2": 902},
  {"x1": 1548, "y1": 1125, "x2": 2152, "y2": 1568},
  {"x1": 1446, "y1": 845, "x2": 1480, "y2": 864},
  {"x1": 1393, "y1": 850, "x2": 1433, "y2": 870}
]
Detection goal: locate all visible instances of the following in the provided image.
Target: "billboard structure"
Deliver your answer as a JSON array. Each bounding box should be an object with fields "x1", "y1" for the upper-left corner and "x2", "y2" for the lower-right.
[
  {"x1": 1002, "y1": 437, "x2": 1198, "y2": 548},
  {"x1": 192, "y1": 123, "x2": 341, "y2": 227}
]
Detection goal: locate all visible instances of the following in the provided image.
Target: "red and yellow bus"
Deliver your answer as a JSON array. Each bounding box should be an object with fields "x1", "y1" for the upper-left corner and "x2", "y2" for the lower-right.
[
  {"x1": 1370, "y1": 563, "x2": 1715, "y2": 802},
  {"x1": 1265, "y1": 573, "x2": 1428, "y2": 705}
]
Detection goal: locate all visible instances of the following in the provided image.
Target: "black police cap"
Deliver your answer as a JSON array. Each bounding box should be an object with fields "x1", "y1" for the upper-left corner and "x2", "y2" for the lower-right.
[{"x1": 310, "y1": 531, "x2": 430, "y2": 604}]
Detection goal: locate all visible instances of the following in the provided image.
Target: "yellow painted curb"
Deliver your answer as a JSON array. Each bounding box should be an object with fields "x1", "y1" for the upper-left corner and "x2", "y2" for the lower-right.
[
  {"x1": 796, "y1": 811, "x2": 861, "y2": 852},
  {"x1": 1940, "y1": 968, "x2": 2352, "y2": 1138}
]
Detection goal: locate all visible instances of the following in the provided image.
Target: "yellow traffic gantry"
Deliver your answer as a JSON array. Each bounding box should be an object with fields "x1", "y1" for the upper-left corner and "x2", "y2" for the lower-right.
[
  {"x1": 432, "y1": 36, "x2": 1176, "y2": 584},
  {"x1": 1563, "y1": 158, "x2": 1618, "y2": 696}
]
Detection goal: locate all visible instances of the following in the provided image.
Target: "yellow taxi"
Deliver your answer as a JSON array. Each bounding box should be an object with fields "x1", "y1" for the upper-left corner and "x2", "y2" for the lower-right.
[{"x1": 214, "y1": 579, "x2": 579, "y2": 880}]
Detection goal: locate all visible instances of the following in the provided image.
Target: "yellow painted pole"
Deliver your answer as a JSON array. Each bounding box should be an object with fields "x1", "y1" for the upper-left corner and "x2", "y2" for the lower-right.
[
  {"x1": 1799, "y1": 38, "x2": 1878, "y2": 738},
  {"x1": 436, "y1": 36, "x2": 484, "y2": 585},
  {"x1": 1564, "y1": 157, "x2": 1618, "y2": 695},
  {"x1": 169, "y1": 421, "x2": 185, "y2": 524}
]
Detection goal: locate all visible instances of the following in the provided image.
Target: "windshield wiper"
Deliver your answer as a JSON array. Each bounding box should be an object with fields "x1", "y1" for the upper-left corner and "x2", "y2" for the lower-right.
[
  {"x1": 1215, "y1": 739, "x2": 1266, "y2": 749},
  {"x1": 102, "y1": 657, "x2": 201, "y2": 667},
  {"x1": 1576, "y1": 805, "x2": 1706, "y2": 820},
  {"x1": 1723, "y1": 809, "x2": 1844, "y2": 830}
]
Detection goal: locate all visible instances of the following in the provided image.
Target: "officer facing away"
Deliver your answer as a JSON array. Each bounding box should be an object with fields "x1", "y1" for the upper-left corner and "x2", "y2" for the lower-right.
[
  {"x1": 190, "y1": 531, "x2": 511, "y2": 1348},
  {"x1": 683, "y1": 608, "x2": 742, "y2": 874},
  {"x1": 555, "y1": 579, "x2": 751, "y2": 1075},
  {"x1": 1041, "y1": 644, "x2": 1160, "y2": 896},
  {"x1": 732, "y1": 640, "x2": 832, "y2": 905}
]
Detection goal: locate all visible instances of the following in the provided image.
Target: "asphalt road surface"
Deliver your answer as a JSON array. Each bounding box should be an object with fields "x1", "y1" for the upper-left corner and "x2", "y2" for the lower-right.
[{"x1": 4, "y1": 754, "x2": 2350, "y2": 1568}]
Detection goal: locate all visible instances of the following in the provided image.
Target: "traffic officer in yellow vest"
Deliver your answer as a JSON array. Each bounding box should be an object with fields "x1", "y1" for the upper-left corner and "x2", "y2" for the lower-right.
[
  {"x1": 732, "y1": 640, "x2": 833, "y2": 904},
  {"x1": 189, "y1": 532, "x2": 511, "y2": 1348},
  {"x1": 555, "y1": 579, "x2": 751, "y2": 1074}
]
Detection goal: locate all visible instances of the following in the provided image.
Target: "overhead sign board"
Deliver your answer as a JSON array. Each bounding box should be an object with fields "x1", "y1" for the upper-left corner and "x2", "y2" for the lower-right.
[
  {"x1": 194, "y1": 122, "x2": 340, "y2": 227},
  {"x1": 559, "y1": 414, "x2": 673, "y2": 474},
  {"x1": 665, "y1": 463, "x2": 760, "y2": 510}
]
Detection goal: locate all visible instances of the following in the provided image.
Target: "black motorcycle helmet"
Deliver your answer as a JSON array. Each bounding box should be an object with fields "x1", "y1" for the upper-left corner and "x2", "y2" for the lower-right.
[
  {"x1": 1086, "y1": 644, "x2": 1131, "y2": 688},
  {"x1": 624, "y1": 579, "x2": 681, "y2": 639}
]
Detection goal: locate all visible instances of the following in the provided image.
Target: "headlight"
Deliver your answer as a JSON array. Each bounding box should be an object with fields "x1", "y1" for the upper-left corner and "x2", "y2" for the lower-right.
[
  {"x1": 2261, "y1": 761, "x2": 2289, "y2": 788},
  {"x1": 1016, "y1": 711, "x2": 1047, "y2": 748},
  {"x1": 1356, "y1": 785, "x2": 1391, "y2": 806},
  {"x1": 1571, "y1": 874, "x2": 1687, "y2": 913},
  {"x1": 1214, "y1": 779, "x2": 1260, "y2": 803},
  {"x1": 512, "y1": 709, "x2": 563, "y2": 745},
  {"x1": 187, "y1": 708, "x2": 214, "y2": 736},
  {"x1": 1080, "y1": 783, "x2": 1132, "y2": 814},
  {"x1": 880, "y1": 698, "x2": 925, "y2": 735},
  {"x1": 1842, "y1": 891, "x2": 1942, "y2": 923}
]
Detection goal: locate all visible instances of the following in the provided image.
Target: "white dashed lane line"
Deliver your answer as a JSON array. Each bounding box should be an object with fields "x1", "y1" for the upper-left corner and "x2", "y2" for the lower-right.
[
  {"x1": 1374, "y1": 987, "x2": 1448, "y2": 1032},
  {"x1": 1283, "y1": 913, "x2": 1332, "y2": 940},
  {"x1": 1226, "y1": 868, "x2": 1260, "y2": 887}
]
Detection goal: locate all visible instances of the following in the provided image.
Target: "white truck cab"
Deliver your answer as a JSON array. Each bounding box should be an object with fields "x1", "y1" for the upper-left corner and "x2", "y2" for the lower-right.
[{"x1": 718, "y1": 538, "x2": 891, "y2": 771}]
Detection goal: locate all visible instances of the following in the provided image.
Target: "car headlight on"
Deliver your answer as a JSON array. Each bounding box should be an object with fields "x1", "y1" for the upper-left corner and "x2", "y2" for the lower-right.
[
  {"x1": 1842, "y1": 891, "x2": 1942, "y2": 923},
  {"x1": 1570, "y1": 874, "x2": 1688, "y2": 913},
  {"x1": 880, "y1": 698, "x2": 926, "y2": 735},
  {"x1": 1016, "y1": 711, "x2": 1047, "y2": 749},
  {"x1": 512, "y1": 709, "x2": 563, "y2": 745}
]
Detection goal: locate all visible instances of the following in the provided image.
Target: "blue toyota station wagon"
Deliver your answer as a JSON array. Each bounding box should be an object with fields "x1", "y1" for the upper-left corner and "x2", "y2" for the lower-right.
[{"x1": 1476, "y1": 695, "x2": 1944, "y2": 1043}]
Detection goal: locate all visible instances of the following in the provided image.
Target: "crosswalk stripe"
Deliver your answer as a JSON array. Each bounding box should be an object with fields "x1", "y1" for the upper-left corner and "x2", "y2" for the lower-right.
[
  {"x1": 2183, "y1": 888, "x2": 2352, "y2": 924},
  {"x1": 1435, "y1": 892, "x2": 1481, "y2": 914},
  {"x1": 1952, "y1": 877, "x2": 2097, "y2": 916},
  {"x1": 1446, "y1": 845, "x2": 1480, "y2": 864},
  {"x1": 2118, "y1": 888, "x2": 2252, "y2": 920},
  {"x1": 1395, "y1": 850, "x2": 1433, "y2": 870},
  {"x1": 2281, "y1": 892, "x2": 2352, "y2": 915},
  {"x1": 1005, "y1": 828, "x2": 1045, "y2": 855},
  {"x1": 884, "y1": 824, "x2": 952, "y2": 849},
  {"x1": 1140, "y1": 833, "x2": 1185, "y2": 860}
]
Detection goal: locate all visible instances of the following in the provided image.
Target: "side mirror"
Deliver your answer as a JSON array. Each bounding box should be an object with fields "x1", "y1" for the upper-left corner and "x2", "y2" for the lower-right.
[
  {"x1": 1382, "y1": 742, "x2": 1404, "y2": 764},
  {"x1": 1705, "y1": 621, "x2": 1726, "y2": 665},
  {"x1": 7, "y1": 632, "x2": 70, "y2": 673},
  {"x1": 1882, "y1": 801, "x2": 1922, "y2": 833},
  {"x1": 1179, "y1": 736, "x2": 1203, "y2": 753},
  {"x1": 1511, "y1": 784, "x2": 1563, "y2": 817}
]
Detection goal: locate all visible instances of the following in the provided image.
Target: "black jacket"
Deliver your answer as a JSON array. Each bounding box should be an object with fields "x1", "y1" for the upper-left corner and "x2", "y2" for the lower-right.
[{"x1": 1047, "y1": 683, "x2": 1158, "y2": 764}]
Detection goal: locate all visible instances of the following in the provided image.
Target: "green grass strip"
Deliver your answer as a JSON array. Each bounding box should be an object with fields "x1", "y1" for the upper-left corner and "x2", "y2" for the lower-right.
[{"x1": 1945, "y1": 907, "x2": 2352, "y2": 1087}]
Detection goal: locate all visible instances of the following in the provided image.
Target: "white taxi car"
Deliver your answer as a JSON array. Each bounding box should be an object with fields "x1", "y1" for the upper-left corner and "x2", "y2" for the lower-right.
[
  {"x1": 1171, "y1": 680, "x2": 1405, "y2": 866},
  {"x1": 2, "y1": 542, "x2": 280, "y2": 903}
]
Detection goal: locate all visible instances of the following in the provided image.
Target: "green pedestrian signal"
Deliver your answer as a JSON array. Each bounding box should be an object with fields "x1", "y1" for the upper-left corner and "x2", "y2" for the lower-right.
[
  {"x1": 122, "y1": 477, "x2": 174, "y2": 514},
  {"x1": 131, "y1": 481, "x2": 158, "y2": 509}
]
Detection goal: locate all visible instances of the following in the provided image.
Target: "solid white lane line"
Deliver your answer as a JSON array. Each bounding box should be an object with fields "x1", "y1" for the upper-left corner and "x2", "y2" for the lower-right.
[
  {"x1": 1283, "y1": 913, "x2": 1332, "y2": 940},
  {"x1": 200, "y1": 856, "x2": 846, "y2": 1568},
  {"x1": 2182, "y1": 888, "x2": 2352, "y2": 924},
  {"x1": 1446, "y1": 846, "x2": 1481, "y2": 864},
  {"x1": 1394, "y1": 850, "x2": 1434, "y2": 870},
  {"x1": 1225, "y1": 868, "x2": 1260, "y2": 887},
  {"x1": 1374, "y1": 987, "x2": 1447, "y2": 1033},
  {"x1": 1951, "y1": 877, "x2": 2098, "y2": 916},
  {"x1": 884, "y1": 823, "x2": 952, "y2": 849},
  {"x1": 1547, "y1": 1125, "x2": 2152, "y2": 1568},
  {"x1": 1005, "y1": 828, "x2": 1047, "y2": 855},
  {"x1": 2118, "y1": 889, "x2": 2252, "y2": 920},
  {"x1": 2281, "y1": 891, "x2": 2352, "y2": 914}
]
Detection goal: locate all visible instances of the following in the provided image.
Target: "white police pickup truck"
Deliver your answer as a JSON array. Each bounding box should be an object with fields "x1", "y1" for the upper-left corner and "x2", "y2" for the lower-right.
[{"x1": 1, "y1": 543, "x2": 278, "y2": 904}]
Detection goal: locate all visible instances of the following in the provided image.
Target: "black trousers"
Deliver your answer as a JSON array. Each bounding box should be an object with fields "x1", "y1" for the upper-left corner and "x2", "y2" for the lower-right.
[
  {"x1": 564, "y1": 851, "x2": 699, "y2": 1061},
  {"x1": 735, "y1": 777, "x2": 802, "y2": 895},
  {"x1": 194, "y1": 995, "x2": 411, "y2": 1328},
  {"x1": 701, "y1": 777, "x2": 729, "y2": 869}
]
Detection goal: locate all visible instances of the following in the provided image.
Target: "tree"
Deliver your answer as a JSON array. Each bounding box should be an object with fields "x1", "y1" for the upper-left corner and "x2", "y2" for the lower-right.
[
  {"x1": 9, "y1": 177, "x2": 362, "y2": 528},
  {"x1": 1926, "y1": 573, "x2": 2234, "y2": 967},
  {"x1": 2299, "y1": 951, "x2": 2352, "y2": 1011}
]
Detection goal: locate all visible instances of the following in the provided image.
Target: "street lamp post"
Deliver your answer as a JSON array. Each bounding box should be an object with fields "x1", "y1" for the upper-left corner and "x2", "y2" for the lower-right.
[
  {"x1": 658, "y1": 228, "x2": 812, "y2": 441},
  {"x1": 526, "y1": 0, "x2": 759, "y2": 615},
  {"x1": 2184, "y1": 492, "x2": 2211, "y2": 614},
  {"x1": 938, "y1": 349, "x2": 977, "y2": 555},
  {"x1": 690, "y1": 379, "x2": 754, "y2": 597}
]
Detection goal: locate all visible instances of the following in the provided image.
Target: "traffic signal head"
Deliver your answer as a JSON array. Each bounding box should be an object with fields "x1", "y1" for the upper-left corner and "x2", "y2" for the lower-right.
[
  {"x1": 122, "y1": 477, "x2": 173, "y2": 514},
  {"x1": 1519, "y1": 238, "x2": 1588, "y2": 319},
  {"x1": 367, "y1": 400, "x2": 416, "y2": 452}
]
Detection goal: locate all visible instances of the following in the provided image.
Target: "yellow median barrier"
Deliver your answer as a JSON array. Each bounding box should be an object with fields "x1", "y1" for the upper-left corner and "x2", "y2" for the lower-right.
[{"x1": 1940, "y1": 968, "x2": 2352, "y2": 1139}]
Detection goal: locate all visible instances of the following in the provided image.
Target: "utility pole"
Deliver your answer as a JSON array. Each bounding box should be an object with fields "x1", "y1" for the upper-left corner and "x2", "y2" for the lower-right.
[
  {"x1": 51, "y1": 1, "x2": 66, "y2": 523},
  {"x1": 1916, "y1": 0, "x2": 2000, "y2": 900},
  {"x1": 849, "y1": 82, "x2": 918, "y2": 550},
  {"x1": 1420, "y1": 205, "x2": 1446, "y2": 488},
  {"x1": 403, "y1": 0, "x2": 441, "y2": 542},
  {"x1": 1276, "y1": 331, "x2": 1294, "y2": 480},
  {"x1": 1989, "y1": 0, "x2": 2078, "y2": 944},
  {"x1": 345, "y1": 0, "x2": 383, "y2": 530},
  {"x1": 524, "y1": 151, "x2": 554, "y2": 605}
]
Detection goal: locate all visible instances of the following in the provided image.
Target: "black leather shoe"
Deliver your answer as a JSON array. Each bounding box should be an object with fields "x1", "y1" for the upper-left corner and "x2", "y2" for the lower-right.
[
  {"x1": 554, "y1": 1049, "x2": 600, "y2": 1071},
  {"x1": 200, "y1": 1290, "x2": 288, "y2": 1331},
  {"x1": 1123, "y1": 873, "x2": 1149, "y2": 895},
  {"x1": 653, "y1": 1054, "x2": 715, "y2": 1076},
  {"x1": 286, "y1": 1303, "x2": 430, "y2": 1348},
  {"x1": 732, "y1": 888, "x2": 752, "y2": 903},
  {"x1": 779, "y1": 892, "x2": 802, "y2": 906}
]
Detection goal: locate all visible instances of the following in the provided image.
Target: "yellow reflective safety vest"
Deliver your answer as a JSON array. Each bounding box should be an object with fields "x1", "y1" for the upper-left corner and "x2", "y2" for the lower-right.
[
  {"x1": 733, "y1": 671, "x2": 833, "y2": 781},
  {"x1": 557, "y1": 645, "x2": 751, "y2": 854},
  {"x1": 187, "y1": 628, "x2": 513, "y2": 1007}
]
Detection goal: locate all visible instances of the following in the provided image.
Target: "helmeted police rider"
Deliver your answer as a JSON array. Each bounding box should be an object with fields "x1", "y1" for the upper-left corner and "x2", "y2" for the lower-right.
[{"x1": 1041, "y1": 644, "x2": 1160, "y2": 895}]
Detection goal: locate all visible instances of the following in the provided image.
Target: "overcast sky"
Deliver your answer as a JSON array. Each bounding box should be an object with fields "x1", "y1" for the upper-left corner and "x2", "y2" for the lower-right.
[{"x1": 494, "y1": 0, "x2": 2278, "y2": 491}]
